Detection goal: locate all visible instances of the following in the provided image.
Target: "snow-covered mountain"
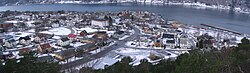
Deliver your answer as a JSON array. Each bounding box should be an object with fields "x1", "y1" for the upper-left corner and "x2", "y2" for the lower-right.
[{"x1": 0, "y1": 0, "x2": 250, "y2": 13}]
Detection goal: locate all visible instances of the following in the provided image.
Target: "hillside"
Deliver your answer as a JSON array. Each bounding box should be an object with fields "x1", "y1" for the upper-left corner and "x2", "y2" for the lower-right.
[{"x1": 0, "y1": 0, "x2": 249, "y2": 13}]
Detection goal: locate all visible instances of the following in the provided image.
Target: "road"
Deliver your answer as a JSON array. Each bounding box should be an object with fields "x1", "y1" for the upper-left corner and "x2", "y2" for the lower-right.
[
  {"x1": 60, "y1": 26, "x2": 141, "y2": 70},
  {"x1": 60, "y1": 26, "x2": 189, "y2": 70}
]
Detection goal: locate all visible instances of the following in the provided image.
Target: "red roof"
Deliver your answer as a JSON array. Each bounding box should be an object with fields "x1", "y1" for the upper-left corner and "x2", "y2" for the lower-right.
[
  {"x1": 40, "y1": 43, "x2": 51, "y2": 50},
  {"x1": 68, "y1": 34, "x2": 76, "y2": 38},
  {"x1": 20, "y1": 48, "x2": 29, "y2": 51}
]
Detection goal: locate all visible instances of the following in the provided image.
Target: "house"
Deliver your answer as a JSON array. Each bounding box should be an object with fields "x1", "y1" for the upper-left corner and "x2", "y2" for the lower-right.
[
  {"x1": 137, "y1": 19, "x2": 146, "y2": 25},
  {"x1": 142, "y1": 14, "x2": 151, "y2": 21},
  {"x1": 91, "y1": 19, "x2": 108, "y2": 27},
  {"x1": 80, "y1": 30, "x2": 88, "y2": 36},
  {"x1": 154, "y1": 40, "x2": 162, "y2": 47},
  {"x1": 2, "y1": 52, "x2": 15, "y2": 60},
  {"x1": 76, "y1": 43, "x2": 97, "y2": 55},
  {"x1": 114, "y1": 17, "x2": 121, "y2": 24},
  {"x1": 0, "y1": 28, "x2": 4, "y2": 33},
  {"x1": 162, "y1": 33, "x2": 175, "y2": 39},
  {"x1": 4, "y1": 39, "x2": 16, "y2": 48},
  {"x1": 2, "y1": 35, "x2": 16, "y2": 48},
  {"x1": 0, "y1": 23, "x2": 14, "y2": 32},
  {"x1": 162, "y1": 33, "x2": 176, "y2": 47},
  {"x1": 54, "y1": 49, "x2": 75, "y2": 61},
  {"x1": 113, "y1": 31, "x2": 126, "y2": 39},
  {"x1": 158, "y1": 19, "x2": 166, "y2": 25},
  {"x1": 66, "y1": 21, "x2": 76, "y2": 27},
  {"x1": 179, "y1": 34, "x2": 191, "y2": 49},
  {"x1": 34, "y1": 36, "x2": 41, "y2": 43},
  {"x1": 18, "y1": 36, "x2": 31, "y2": 45},
  {"x1": 93, "y1": 31, "x2": 109, "y2": 41},
  {"x1": 36, "y1": 55, "x2": 54, "y2": 62},
  {"x1": 57, "y1": 38, "x2": 71, "y2": 46},
  {"x1": 165, "y1": 40, "x2": 176, "y2": 48},
  {"x1": 80, "y1": 38, "x2": 96, "y2": 43},
  {"x1": 19, "y1": 48, "x2": 30, "y2": 55},
  {"x1": 51, "y1": 23, "x2": 60, "y2": 28},
  {"x1": 142, "y1": 27, "x2": 154, "y2": 34},
  {"x1": 197, "y1": 33, "x2": 214, "y2": 48},
  {"x1": 170, "y1": 21, "x2": 183, "y2": 28},
  {"x1": 37, "y1": 43, "x2": 52, "y2": 53},
  {"x1": 34, "y1": 33, "x2": 53, "y2": 43},
  {"x1": 93, "y1": 31, "x2": 109, "y2": 46},
  {"x1": 121, "y1": 12, "x2": 131, "y2": 20},
  {"x1": 68, "y1": 34, "x2": 77, "y2": 40}
]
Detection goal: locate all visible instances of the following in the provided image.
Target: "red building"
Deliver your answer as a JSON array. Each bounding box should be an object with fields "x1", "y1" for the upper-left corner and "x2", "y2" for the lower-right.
[
  {"x1": 0, "y1": 23, "x2": 14, "y2": 28},
  {"x1": 68, "y1": 34, "x2": 77, "y2": 39}
]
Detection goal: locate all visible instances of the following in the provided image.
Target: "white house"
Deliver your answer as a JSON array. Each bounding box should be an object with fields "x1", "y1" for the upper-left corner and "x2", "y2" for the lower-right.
[
  {"x1": 179, "y1": 34, "x2": 191, "y2": 49},
  {"x1": 34, "y1": 36, "x2": 41, "y2": 43},
  {"x1": 4, "y1": 39, "x2": 17, "y2": 48},
  {"x1": 18, "y1": 36, "x2": 31, "y2": 45},
  {"x1": 57, "y1": 38, "x2": 71, "y2": 46},
  {"x1": 162, "y1": 33, "x2": 176, "y2": 48},
  {"x1": 52, "y1": 23, "x2": 60, "y2": 28},
  {"x1": 91, "y1": 19, "x2": 108, "y2": 27}
]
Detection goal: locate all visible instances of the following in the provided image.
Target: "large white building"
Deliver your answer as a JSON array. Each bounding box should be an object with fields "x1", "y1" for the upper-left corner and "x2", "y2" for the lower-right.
[
  {"x1": 161, "y1": 33, "x2": 176, "y2": 48},
  {"x1": 91, "y1": 19, "x2": 108, "y2": 27}
]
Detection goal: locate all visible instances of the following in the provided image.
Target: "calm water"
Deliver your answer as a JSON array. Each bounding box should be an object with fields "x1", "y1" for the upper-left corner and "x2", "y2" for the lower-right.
[{"x1": 0, "y1": 3, "x2": 250, "y2": 34}]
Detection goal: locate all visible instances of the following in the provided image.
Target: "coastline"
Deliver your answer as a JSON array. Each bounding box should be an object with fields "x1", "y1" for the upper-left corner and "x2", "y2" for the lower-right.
[
  {"x1": 54, "y1": 1, "x2": 250, "y2": 14},
  {"x1": 1, "y1": 1, "x2": 250, "y2": 14}
]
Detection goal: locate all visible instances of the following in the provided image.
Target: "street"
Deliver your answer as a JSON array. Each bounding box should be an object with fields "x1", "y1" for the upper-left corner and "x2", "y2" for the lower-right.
[{"x1": 60, "y1": 26, "x2": 141, "y2": 70}]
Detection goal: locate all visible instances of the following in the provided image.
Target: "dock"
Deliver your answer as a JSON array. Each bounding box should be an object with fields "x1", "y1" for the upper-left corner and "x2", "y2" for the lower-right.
[{"x1": 200, "y1": 24, "x2": 242, "y2": 35}]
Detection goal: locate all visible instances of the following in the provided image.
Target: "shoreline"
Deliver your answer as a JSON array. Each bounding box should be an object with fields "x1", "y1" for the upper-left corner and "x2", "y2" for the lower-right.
[
  {"x1": 55, "y1": 1, "x2": 250, "y2": 14},
  {"x1": 1, "y1": 1, "x2": 250, "y2": 15}
]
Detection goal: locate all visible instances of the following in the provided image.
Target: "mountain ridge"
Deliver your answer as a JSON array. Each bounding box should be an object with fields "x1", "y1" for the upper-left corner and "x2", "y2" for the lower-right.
[{"x1": 0, "y1": 0, "x2": 249, "y2": 13}]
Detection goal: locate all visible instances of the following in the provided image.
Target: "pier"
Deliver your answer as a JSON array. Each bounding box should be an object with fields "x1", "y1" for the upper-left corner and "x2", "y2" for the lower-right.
[{"x1": 200, "y1": 24, "x2": 242, "y2": 35}]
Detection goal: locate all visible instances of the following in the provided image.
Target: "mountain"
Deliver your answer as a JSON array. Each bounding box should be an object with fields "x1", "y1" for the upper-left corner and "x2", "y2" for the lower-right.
[{"x1": 0, "y1": 0, "x2": 249, "y2": 12}]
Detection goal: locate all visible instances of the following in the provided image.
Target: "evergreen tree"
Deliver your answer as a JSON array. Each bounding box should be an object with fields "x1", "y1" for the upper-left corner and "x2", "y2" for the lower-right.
[
  {"x1": 78, "y1": 38, "x2": 250, "y2": 73},
  {"x1": 1, "y1": 52, "x2": 60, "y2": 73},
  {"x1": 135, "y1": 59, "x2": 152, "y2": 73}
]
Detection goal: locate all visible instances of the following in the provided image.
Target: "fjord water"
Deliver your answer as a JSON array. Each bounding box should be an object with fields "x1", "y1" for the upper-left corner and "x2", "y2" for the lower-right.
[{"x1": 0, "y1": 3, "x2": 250, "y2": 35}]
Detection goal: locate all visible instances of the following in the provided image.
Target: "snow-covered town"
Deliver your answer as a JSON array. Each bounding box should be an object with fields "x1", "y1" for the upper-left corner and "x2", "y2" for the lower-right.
[{"x1": 0, "y1": 10, "x2": 247, "y2": 72}]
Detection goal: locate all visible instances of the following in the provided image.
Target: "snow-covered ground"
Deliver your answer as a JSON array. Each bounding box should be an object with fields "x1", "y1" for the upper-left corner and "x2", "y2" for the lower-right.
[
  {"x1": 118, "y1": 35, "x2": 130, "y2": 40},
  {"x1": 115, "y1": 48, "x2": 151, "y2": 65},
  {"x1": 40, "y1": 27, "x2": 71, "y2": 35},
  {"x1": 89, "y1": 48, "x2": 102, "y2": 55},
  {"x1": 92, "y1": 57, "x2": 119, "y2": 69},
  {"x1": 4, "y1": 20, "x2": 23, "y2": 24},
  {"x1": 70, "y1": 42, "x2": 86, "y2": 48},
  {"x1": 71, "y1": 28, "x2": 78, "y2": 34},
  {"x1": 26, "y1": 29, "x2": 35, "y2": 33},
  {"x1": 76, "y1": 47, "x2": 180, "y2": 70},
  {"x1": 59, "y1": 56, "x2": 83, "y2": 64},
  {"x1": 185, "y1": 26, "x2": 244, "y2": 44},
  {"x1": 76, "y1": 27, "x2": 98, "y2": 33},
  {"x1": 52, "y1": 36, "x2": 61, "y2": 39},
  {"x1": 15, "y1": 32, "x2": 33, "y2": 37},
  {"x1": 125, "y1": 41, "x2": 177, "y2": 50},
  {"x1": 75, "y1": 56, "x2": 119, "y2": 70},
  {"x1": 126, "y1": 41, "x2": 152, "y2": 49}
]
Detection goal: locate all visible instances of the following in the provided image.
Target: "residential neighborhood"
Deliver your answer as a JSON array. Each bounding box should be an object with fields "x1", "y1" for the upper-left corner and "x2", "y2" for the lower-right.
[{"x1": 0, "y1": 10, "x2": 247, "y2": 72}]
